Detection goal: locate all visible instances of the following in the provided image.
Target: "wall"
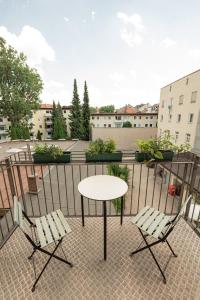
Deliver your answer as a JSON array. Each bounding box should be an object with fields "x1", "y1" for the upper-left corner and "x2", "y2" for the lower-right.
[{"x1": 91, "y1": 127, "x2": 157, "y2": 150}]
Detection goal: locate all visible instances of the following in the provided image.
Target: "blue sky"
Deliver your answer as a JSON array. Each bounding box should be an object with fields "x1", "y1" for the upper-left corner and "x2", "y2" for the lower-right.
[{"x1": 1, "y1": 0, "x2": 200, "y2": 107}]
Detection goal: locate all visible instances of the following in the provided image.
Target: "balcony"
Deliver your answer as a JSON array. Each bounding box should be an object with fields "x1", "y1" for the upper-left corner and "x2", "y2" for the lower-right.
[{"x1": 0, "y1": 152, "x2": 200, "y2": 298}]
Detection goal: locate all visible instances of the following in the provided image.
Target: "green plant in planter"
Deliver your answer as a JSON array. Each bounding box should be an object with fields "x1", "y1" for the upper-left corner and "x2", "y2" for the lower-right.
[
  {"x1": 107, "y1": 164, "x2": 129, "y2": 213},
  {"x1": 87, "y1": 138, "x2": 116, "y2": 154},
  {"x1": 34, "y1": 144, "x2": 63, "y2": 158}
]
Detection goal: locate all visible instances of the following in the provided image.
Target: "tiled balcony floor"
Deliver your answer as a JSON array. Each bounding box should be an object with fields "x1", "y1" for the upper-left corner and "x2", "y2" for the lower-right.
[{"x1": 0, "y1": 217, "x2": 200, "y2": 300}]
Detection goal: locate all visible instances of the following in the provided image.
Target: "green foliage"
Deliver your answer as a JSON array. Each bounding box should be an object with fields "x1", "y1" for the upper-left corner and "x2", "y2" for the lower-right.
[
  {"x1": 87, "y1": 138, "x2": 116, "y2": 154},
  {"x1": 10, "y1": 124, "x2": 30, "y2": 140},
  {"x1": 99, "y1": 105, "x2": 115, "y2": 113},
  {"x1": 82, "y1": 81, "x2": 90, "y2": 140},
  {"x1": 90, "y1": 107, "x2": 97, "y2": 113},
  {"x1": 122, "y1": 121, "x2": 132, "y2": 128},
  {"x1": 69, "y1": 79, "x2": 83, "y2": 139},
  {"x1": 52, "y1": 102, "x2": 68, "y2": 139},
  {"x1": 107, "y1": 164, "x2": 129, "y2": 213},
  {"x1": 36, "y1": 130, "x2": 42, "y2": 141},
  {"x1": 34, "y1": 144, "x2": 63, "y2": 158},
  {"x1": 0, "y1": 37, "x2": 43, "y2": 127}
]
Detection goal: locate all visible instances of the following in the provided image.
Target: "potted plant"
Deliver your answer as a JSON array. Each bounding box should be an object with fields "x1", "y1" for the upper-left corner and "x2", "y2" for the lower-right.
[
  {"x1": 135, "y1": 140, "x2": 151, "y2": 162},
  {"x1": 33, "y1": 144, "x2": 71, "y2": 163},
  {"x1": 85, "y1": 138, "x2": 122, "y2": 162},
  {"x1": 107, "y1": 164, "x2": 129, "y2": 213}
]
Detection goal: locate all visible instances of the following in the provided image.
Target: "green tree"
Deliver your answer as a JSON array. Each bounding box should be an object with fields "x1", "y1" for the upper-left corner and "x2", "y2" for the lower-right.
[
  {"x1": 52, "y1": 102, "x2": 68, "y2": 139},
  {"x1": 90, "y1": 106, "x2": 97, "y2": 113},
  {"x1": 122, "y1": 121, "x2": 132, "y2": 127},
  {"x1": 99, "y1": 105, "x2": 115, "y2": 113},
  {"x1": 0, "y1": 38, "x2": 43, "y2": 133},
  {"x1": 69, "y1": 79, "x2": 82, "y2": 139},
  {"x1": 82, "y1": 81, "x2": 90, "y2": 140}
]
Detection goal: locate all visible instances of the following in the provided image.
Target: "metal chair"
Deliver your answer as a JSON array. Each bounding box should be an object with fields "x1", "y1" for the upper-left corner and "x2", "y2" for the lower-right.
[
  {"x1": 130, "y1": 194, "x2": 192, "y2": 283},
  {"x1": 13, "y1": 196, "x2": 73, "y2": 292}
]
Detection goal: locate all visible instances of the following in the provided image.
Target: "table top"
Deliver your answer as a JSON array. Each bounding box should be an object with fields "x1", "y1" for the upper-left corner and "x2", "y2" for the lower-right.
[{"x1": 78, "y1": 175, "x2": 128, "y2": 201}]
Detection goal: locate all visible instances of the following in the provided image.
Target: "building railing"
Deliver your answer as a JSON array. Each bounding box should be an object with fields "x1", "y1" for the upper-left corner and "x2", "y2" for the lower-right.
[{"x1": 0, "y1": 151, "x2": 200, "y2": 248}]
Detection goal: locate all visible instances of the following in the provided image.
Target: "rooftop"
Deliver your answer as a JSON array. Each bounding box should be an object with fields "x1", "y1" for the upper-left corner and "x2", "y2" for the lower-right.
[{"x1": 1, "y1": 217, "x2": 200, "y2": 299}]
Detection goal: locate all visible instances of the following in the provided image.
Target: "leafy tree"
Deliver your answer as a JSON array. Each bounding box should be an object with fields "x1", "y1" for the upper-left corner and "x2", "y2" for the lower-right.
[
  {"x1": 69, "y1": 79, "x2": 82, "y2": 139},
  {"x1": 36, "y1": 130, "x2": 42, "y2": 140},
  {"x1": 99, "y1": 105, "x2": 115, "y2": 113},
  {"x1": 82, "y1": 81, "x2": 90, "y2": 140},
  {"x1": 122, "y1": 121, "x2": 132, "y2": 128},
  {"x1": 52, "y1": 102, "x2": 68, "y2": 139},
  {"x1": 10, "y1": 124, "x2": 30, "y2": 140},
  {"x1": 90, "y1": 106, "x2": 97, "y2": 113},
  {"x1": 0, "y1": 37, "x2": 43, "y2": 130}
]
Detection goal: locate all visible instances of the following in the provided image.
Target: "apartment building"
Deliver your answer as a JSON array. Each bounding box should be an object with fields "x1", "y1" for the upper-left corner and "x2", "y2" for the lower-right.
[
  {"x1": 158, "y1": 69, "x2": 200, "y2": 154},
  {"x1": 0, "y1": 117, "x2": 10, "y2": 141},
  {"x1": 90, "y1": 112, "x2": 158, "y2": 128}
]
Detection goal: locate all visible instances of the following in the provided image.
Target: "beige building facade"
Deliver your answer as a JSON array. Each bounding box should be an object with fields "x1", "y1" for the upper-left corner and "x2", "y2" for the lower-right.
[
  {"x1": 91, "y1": 113, "x2": 158, "y2": 128},
  {"x1": 158, "y1": 69, "x2": 200, "y2": 155}
]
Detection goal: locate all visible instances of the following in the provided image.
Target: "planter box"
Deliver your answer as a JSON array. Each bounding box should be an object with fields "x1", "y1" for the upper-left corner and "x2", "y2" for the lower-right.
[
  {"x1": 160, "y1": 150, "x2": 174, "y2": 161},
  {"x1": 135, "y1": 151, "x2": 151, "y2": 162},
  {"x1": 85, "y1": 151, "x2": 122, "y2": 162},
  {"x1": 33, "y1": 151, "x2": 71, "y2": 163}
]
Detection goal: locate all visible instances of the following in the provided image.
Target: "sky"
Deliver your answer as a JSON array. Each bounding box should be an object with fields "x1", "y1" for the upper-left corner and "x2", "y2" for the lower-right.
[{"x1": 0, "y1": 0, "x2": 200, "y2": 108}]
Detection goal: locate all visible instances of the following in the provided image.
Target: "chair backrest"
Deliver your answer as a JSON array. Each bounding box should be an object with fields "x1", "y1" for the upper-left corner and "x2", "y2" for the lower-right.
[
  {"x1": 14, "y1": 196, "x2": 24, "y2": 230},
  {"x1": 173, "y1": 194, "x2": 193, "y2": 225}
]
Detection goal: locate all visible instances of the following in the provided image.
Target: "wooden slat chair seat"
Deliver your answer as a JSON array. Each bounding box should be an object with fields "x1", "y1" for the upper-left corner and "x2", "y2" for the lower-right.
[
  {"x1": 130, "y1": 195, "x2": 193, "y2": 284},
  {"x1": 14, "y1": 197, "x2": 73, "y2": 292}
]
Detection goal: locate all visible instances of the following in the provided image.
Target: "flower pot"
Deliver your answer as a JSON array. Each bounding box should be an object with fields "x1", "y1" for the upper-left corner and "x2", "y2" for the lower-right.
[
  {"x1": 160, "y1": 150, "x2": 174, "y2": 161},
  {"x1": 33, "y1": 151, "x2": 71, "y2": 163},
  {"x1": 135, "y1": 151, "x2": 151, "y2": 162},
  {"x1": 85, "y1": 151, "x2": 122, "y2": 162}
]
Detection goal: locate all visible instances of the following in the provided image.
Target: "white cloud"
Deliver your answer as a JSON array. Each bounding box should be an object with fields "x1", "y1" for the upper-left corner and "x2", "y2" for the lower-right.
[
  {"x1": 162, "y1": 38, "x2": 176, "y2": 48},
  {"x1": 117, "y1": 12, "x2": 144, "y2": 47},
  {"x1": 189, "y1": 48, "x2": 200, "y2": 58},
  {"x1": 0, "y1": 25, "x2": 55, "y2": 68},
  {"x1": 64, "y1": 17, "x2": 70, "y2": 22},
  {"x1": 41, "y1": 80, "x2": 70, "y2": 104},
  {"x1": 91, "y1": 11, "x2": 96, "y2": 21},
  {"x1": 109, "y1": 72, "x2": 125, "y2": 82},
  {"x1": 130, "y1": 69, "x2": 137, "y2": 78}
]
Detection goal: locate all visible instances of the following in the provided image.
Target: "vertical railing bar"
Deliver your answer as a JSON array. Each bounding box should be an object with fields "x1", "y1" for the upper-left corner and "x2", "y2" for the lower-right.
[
  {"x1": 25, "y1": 164, "x2": 34, "y2": 216},
  {"x1": 79, "y1": 164, "x2": 82, "y2": 216},
  {"x1": 64, "y1": 165, "x2": 69, "y2": 216},
  {"x1": 56, "y1": 165, "x2": 62, "y2": 210},
  {"x1": 33, "y1": 164, "x2": 41, "y2": 216},
  {"x1": 151, "y1": 162, "x2": 158, "y2": 207},
  {"x1": 144, "y1": 166, "x2": 149, "y2": 206},
  {"x1": 0, "y1": 188, "x2": 10, "y2": 231},
  {"x1": 158, "y1": 166, "x2": 164, "y2": 211},
  {"x1": 171, "y1": 162, "x2": 181, "y2": 214},
  {"x1": 11, "y1": 165, "x2": 19, "y2": 198},
  {"x1": 1, "y1": 165, "x2": 13, "y2": 218},
  {"x1": 164, "y1": 161, "x2": 173, "y2": 213},
  {"x1": 130, "y1": 164, "x2": 134, "y2": 215},
  {"x1": 40, "y1": 165, "x2": 48, "y2": 214},
  {"x1": 87, "y1": 164, "x2": 90, "y2": 215},
  {"x1": 94, "y1": 164, "x2": 97, "y2": 216},
  {"x1": 137, "y1": 163, "x2": 142, "y2": 213},
  {"x1": 71, "y1": 165, "x2": 76, "y2": 216},
  {"x1": 16, "y1": 165, "x2": 27, "y2": 213},
  {"x1": 48, "y1": 164, "x2": 55, "y2": 211}
]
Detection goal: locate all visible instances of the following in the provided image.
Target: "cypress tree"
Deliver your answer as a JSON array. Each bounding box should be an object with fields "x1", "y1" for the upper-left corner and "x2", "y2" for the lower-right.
[
  {"x1": 69, "y1": 79, "x2": 82, "y2": 139},
  {"x1": 82, "y1": 81, "x2": 90, "y2": 140},
  {"x1": 52, "y1": 102, "x2": 67, "y2": 139}
]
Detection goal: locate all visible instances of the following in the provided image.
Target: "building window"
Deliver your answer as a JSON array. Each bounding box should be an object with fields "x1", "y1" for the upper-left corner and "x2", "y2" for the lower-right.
[
  {"x1": 139, "y1": 116, "x2": 141, "y2": 119},
  {"x1": 186, "y1": 77, "x2": 189, "y2": 85},
  {"x1": 48, "y1": 132, "x2": 51, "y2": 135},
  {"x1": 175, "y1": 131, "x2": 179, "y2": 143},
  {"x1": 150, "y1": 116, "x2": 153, "y2": 119},
  {"x1": 145, "y1": 124, "x2": 148, "y2": 127},
  {"x1": 191, "y1": 91, "x2": 197, "y2": 103},
  {"x1": 116, "y1": 123, "x2": 121, "y2": 128},
  {"x1": 169, "y1": 114, "x2": 172, "y2": 122},
  {"x1": 134, "y1": 116, "x2": 137, "y2": 119},
  {"x1": 104, "y1": 124, "x2": 106, "y2": 127},
  {"x1": 177, "y1": 114, "x2": 181, "y2": 123},
  {"x1": 39, "y1": 125, "x2": 42, "y2": 128},
  {"x1": 188, "y1": 113, "x2": 194, "y2": 123},
  {"x1": 92, "y1": 116, "x2": 95, "y2": 120},
  {"x1": 46, "y1": 110, "x2": 49, "y2": 113},
  {"x1": 108, "y1": 116, "x2": 111, "y2": 120},
  {"x1": 97, "y1": 116, "x2": 99, "y2": 120},
  {"x1": 0, "y1": 118, "x2": 3, "y2": 122},
  {"x1": 179, "y1": 95, "x2": 184, "y2": 105},
  {"x1": 115, "y1": 116, "x2": 121, "y2": 120},
  {"x1": 134, "y1": 124, "x2": 136, "y2": 127},
  {"x1": 160, "y1": 115, "x2": 163, "y2": 122},
  {"x1": 150, "y1": 124, "x2": 152, "y2": 127},
  {"x1": 108, "y1": 124, "x2": 111, "y2": 127},
  {"x1": 146, "y1": 116, "x2": 148, "y2": 119},
  {"x1": 63, "y1": 110, "x2": 66, "y2": 113},
  {"x1": 169, "y1": 85, "x2": 172, "y2": 92},
  {"x1": 185, "y1": 133, "x2": 191, "y2": 143}
]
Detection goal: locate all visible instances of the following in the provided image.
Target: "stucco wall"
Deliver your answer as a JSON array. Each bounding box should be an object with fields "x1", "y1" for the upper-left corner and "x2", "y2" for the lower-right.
[{"x1": 91, "y1": 127, "x2": 157, "y2": 150}]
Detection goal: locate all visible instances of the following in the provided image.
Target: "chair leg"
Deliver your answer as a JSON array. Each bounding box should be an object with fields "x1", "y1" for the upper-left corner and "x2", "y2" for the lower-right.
[
  {"x1": 28, "y1": 247, "x2": 37, "y2": 260},
  {"x1": 132, "y1": 229, "x2": 167, "y2": 284},
  {"x1": 166, "y1": 240, "x2": 177, "y2": 257},
  {"x1": 31, "y1": 239, "x2": 62, "y2": 292}
]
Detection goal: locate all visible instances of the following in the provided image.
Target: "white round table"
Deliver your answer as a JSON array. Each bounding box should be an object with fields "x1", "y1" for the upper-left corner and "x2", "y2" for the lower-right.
[{"x1": 78, "y1": 175, "x2": 128, "y2": 260}]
